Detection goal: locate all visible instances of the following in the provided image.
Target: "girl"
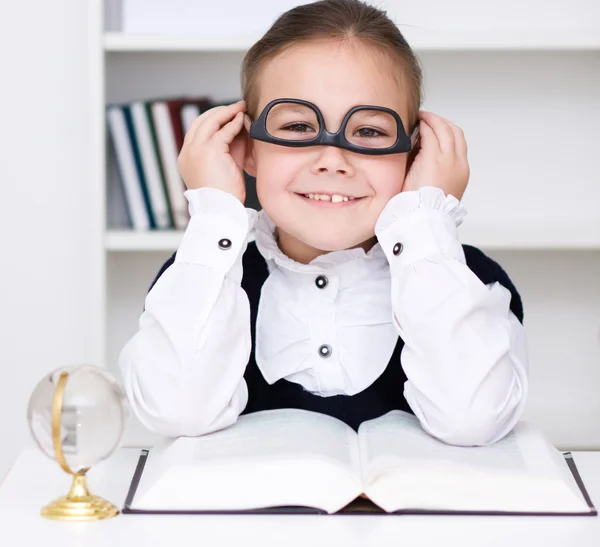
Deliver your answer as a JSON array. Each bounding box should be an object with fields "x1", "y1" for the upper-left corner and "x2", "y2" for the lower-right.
[{"x1": 118, "y1": 0, "x2": 528, "y2": 447}]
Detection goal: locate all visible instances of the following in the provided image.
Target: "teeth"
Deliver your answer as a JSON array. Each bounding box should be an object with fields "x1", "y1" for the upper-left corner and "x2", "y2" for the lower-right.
[{"x1": 304, "y1": 193, "x2": 355, "y2": 202}]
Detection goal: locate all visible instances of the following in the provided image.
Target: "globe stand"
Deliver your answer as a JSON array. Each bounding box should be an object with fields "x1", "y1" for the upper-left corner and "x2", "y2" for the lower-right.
[
  {"x1": 41, "y1": 370, "x2": 120, "y2": 521},
  {"x1": 41, "y1": 473, "x2": 119, "y2": 521}
]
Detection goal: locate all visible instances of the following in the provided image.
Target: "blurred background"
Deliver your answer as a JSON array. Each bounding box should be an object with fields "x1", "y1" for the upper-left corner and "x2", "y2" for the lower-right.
[{"x1": 0, "y1": 0, "x2": 599, "y2": 481}]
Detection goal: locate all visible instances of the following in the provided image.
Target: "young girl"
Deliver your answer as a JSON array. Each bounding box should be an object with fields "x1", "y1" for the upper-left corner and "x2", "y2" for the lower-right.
[{"x1": 119, "y1": 0, "x2": 528, "y2": 447}]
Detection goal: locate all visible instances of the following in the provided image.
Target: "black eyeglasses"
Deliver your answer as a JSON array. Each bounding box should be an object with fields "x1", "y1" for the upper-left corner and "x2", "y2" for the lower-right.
[{"x1": 247, "y1": 98, "x2": 417, "y2": 156}]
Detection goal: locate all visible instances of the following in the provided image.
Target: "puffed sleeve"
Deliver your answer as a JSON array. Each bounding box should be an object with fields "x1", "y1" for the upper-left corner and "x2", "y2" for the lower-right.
[
  {"x1": 118, "y1": 188, "x2": 258, "y2": 437},
  {"x1": 375, "y1": 187, "x2": 528, "y2": 446}
]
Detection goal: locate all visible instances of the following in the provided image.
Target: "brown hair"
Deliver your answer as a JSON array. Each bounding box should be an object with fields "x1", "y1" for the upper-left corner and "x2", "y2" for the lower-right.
[{"x1": 241, "y1": 0, "x2": 423, "y2": 131}]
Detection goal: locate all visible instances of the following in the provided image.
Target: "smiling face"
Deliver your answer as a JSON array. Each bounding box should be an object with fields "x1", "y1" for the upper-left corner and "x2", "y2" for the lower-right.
[{"x1": 244, "y1": 38, "x2": 412, "y2": 263}]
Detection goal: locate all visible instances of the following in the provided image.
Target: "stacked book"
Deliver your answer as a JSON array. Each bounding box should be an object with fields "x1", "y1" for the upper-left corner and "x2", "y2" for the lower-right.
[{"x1": 106, "y1": 96, "x2": 235, "y2": 231}]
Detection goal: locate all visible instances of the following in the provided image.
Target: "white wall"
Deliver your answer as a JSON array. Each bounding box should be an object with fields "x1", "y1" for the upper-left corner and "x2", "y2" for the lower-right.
[{"x1": 0, "y1": 1, "x2": 93, "y2": 480}]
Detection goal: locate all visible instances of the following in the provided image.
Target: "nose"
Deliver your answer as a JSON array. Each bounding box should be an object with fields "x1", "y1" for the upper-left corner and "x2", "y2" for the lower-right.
[{"x1": 310, "y1": 145, "x2": 356, "y2": 177}]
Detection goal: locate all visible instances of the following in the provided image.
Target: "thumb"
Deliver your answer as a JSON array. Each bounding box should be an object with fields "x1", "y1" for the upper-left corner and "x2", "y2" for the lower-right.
[{"x1": 402, "y1": 152, "x2": 421, "y2": 192}]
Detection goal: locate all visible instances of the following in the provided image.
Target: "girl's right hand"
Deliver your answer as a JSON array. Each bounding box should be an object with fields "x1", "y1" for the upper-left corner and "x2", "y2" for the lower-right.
[{"x1": 177, "y1": 100, "x2": 248, "y2": 204}]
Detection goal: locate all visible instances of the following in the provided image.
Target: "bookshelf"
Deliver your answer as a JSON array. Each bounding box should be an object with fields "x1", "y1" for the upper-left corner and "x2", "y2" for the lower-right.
[{"x1": 92, "y1": 0, "x2": 600, "y2": 448}]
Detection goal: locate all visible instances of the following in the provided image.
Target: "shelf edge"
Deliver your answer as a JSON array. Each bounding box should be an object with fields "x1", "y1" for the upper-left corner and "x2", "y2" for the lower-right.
[{"x1": 103, "y1": 31, "x2": 600, "y2": 52}]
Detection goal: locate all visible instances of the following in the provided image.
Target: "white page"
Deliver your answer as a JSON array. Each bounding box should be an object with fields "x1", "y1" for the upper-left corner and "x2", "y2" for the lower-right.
[
  {"x1": 134, "y1": 408, "x2": 363, "y2": 513},
  {"x1": 358, "y1": 410, "x2": 589, "y2": 513},
  {"x1": 359, "y1": 410, "x2": 528, "y2": 480},
  {"x1": 189, "y1": 408, "x2": 360, "y2": 471}
]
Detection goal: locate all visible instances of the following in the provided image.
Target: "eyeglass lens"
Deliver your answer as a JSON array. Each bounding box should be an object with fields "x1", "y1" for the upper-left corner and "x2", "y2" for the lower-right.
[{"x1": 265, "y1": 102, "x2": 398, "y2": 149}]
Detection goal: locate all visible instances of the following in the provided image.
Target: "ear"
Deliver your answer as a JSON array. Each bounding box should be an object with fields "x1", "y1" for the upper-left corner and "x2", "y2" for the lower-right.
[
  {"x1": 244, "y1": 130, "x2": 257, "y2": 178},
  {"x1": 405, "y1": 128, "x2": 421, "y2": 175}
]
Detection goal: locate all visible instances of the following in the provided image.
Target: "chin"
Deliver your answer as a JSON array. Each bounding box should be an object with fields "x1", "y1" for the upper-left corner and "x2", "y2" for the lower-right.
[{"x1": 298, "y1": 231, "x2": 373, "y2": 253}]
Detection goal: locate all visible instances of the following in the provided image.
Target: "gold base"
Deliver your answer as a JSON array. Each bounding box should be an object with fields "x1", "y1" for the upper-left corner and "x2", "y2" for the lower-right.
[
  {"x1": 41, "y1": 473, "x2": 119, "y2": 521},
  {"x1": 41, "y1": 495, "x2": 119, "y2": 521}
]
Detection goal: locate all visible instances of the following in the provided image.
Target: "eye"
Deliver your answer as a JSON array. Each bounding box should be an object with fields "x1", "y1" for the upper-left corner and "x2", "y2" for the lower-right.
[
  {"x1": 282, "y1": 123, "x2": 316, "y2": 133},
  {"x1": 354, "y1": 127, "x2": 386, "y2": 139}
]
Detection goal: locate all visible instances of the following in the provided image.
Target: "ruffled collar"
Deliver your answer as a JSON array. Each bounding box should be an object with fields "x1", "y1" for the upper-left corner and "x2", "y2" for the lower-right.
[{"x1": 253, "y1": 209, "x2": 389, "y2": 279}]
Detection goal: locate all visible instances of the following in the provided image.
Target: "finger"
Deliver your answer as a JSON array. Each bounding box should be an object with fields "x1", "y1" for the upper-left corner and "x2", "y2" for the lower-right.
[
  {"x1": 213, "y1": 111, "x2": 245, "y2": 146},
  {"x1": 182, "y1": 106, "x2": 227, "y2": 147},
  {"x1": 186, "y1": 100, "x2": 246, "y2": 146},
  {"x1": 418, "y1": 111, "x2": 455, "y2": 155},
  {"x1": 181, "y1": 115, "x2": 203, "y2": 150},
  {"x1": 416, "y1": 118, "x2": 440, "y2": 155},
  {"x1": 444, "y1": 120, "x2": 468, "y2": 159},
  {"x1": 196, "y1": 101, "x2": 246, "y2": 141}
]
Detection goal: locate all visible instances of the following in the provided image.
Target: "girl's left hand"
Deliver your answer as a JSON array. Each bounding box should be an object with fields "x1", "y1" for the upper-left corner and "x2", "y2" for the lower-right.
[{"x1": 401, "y1": 111, "x2": 470, "y2": 201}]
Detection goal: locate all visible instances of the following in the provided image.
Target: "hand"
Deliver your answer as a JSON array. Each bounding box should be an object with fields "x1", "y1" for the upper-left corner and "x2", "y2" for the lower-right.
[
  {"x1": 401, "y1": 111, "x2": 470, "y2": 201},
  {"x1": 177, "y1": 100, "x2": 248, "y2": 204}
]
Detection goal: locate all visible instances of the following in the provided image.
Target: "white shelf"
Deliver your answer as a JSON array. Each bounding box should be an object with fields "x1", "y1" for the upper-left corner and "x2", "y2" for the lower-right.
[
  {"x1": 105, "y1": 225, "x2": 600, "y2": 252},
  {"x1": 104, "y1": 30, "x2": 600, "y2": 52},
  {"x1": 104, "y1": 32, "x2": 261, "y2": 52},
  {"x1": 105, "y1": 230, "x2": 185, "y2": 251},
  {"x1": 457, "y1": 222, "x2": 600, "y2": 251}
]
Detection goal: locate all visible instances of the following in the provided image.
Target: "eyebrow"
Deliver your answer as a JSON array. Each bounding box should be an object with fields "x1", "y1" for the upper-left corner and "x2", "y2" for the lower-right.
[
  {"x1": 269, "y1": 104, "x2": 315, "y2": 116},
  {"x1": 353, "y1": 110, "x2": 394, "y2": 122}
]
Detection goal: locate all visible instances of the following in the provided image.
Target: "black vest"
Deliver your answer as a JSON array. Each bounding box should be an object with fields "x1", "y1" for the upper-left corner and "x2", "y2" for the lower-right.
[{"x1": 149, "y1": 242, "x2": 523, "y2": 432}]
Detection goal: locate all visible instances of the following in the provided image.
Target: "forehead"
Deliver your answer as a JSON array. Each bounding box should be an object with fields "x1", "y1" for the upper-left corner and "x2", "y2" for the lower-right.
[{"x1": 255, "y1": 39, "x2": 409, "y2": 124}]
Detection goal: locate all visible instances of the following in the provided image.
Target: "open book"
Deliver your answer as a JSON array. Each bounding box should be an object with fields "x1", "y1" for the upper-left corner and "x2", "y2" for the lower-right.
[{"x1": 123, "y1": 408, "x2": 596, "y2": 516}]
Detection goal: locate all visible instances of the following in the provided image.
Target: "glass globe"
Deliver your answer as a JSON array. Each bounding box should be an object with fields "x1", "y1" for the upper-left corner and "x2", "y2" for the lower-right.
[{"x1": 27, "y1": 364, "x2": 130, "y2": 473}]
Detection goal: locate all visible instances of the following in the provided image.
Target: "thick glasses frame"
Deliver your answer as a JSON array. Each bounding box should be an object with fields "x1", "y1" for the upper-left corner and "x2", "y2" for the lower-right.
[{"x1": 248, "y1": 98, "x2": 417, "y2": 156}]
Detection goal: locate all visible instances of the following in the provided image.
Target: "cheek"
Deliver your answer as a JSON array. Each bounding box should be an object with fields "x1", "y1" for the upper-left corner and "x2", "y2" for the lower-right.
[
  {"x1": 254, "y1": 145, "x2": 304, "y2": 197},
  {"x1": 255, "y1": 163, "x2": 288, "y2": 205},
  {"x1": 362, "y1": 156, "x2": 407, "y2": 198}
]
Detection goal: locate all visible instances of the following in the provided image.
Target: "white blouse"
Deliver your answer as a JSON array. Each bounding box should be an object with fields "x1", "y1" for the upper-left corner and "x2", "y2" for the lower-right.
[{"x1": 118, "y1": 186, "x2": 529, "y2": 446}]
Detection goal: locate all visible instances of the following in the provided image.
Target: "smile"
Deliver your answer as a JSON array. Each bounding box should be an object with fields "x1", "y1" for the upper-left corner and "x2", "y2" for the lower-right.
[{"x1": 296, "y1": 193, "x2": 364, "y2": 207}]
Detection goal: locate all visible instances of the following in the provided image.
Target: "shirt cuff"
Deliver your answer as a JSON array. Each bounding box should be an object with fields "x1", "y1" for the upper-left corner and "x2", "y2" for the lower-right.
[
  {"x1": 374, "y1": 186, "x2": 467, "y2": 274},
  {"x1": 175, "y1": 187, "x2": 258, "y2": 273}
]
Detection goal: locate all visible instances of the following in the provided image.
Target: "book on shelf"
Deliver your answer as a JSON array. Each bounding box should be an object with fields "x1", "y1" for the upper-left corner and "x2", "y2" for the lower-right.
[
  {"x1": 130, "y1": 101, "x2": 172, "y2": 229},
  {"x1": 123, "y1": 408, "x2": 596, "y2": 516},
  {"x1": 106, "y1": 95, "x2": 216, "y2": 232},
  {"x1": 106, "y1": 105, "x2": 151, "y2": 231}
]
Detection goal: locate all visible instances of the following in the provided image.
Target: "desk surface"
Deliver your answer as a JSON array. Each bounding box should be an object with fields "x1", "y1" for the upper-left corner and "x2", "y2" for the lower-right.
[{"x1": 1, "y1": 446, "x2": 600, "y2": 547}]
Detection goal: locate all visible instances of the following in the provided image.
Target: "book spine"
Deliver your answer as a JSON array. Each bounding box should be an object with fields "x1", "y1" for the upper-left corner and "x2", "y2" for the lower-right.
[
  {"x1": 166, "y1": 99, "x2": 186, "y2": 154},
  {"x1": 180, "y1": 103, "x2": 201, "y2": 133},
  {"x1": 145, "y1": 101, "x2": 174, "y2": 229},
  {"x1": 130, "y1": 101, "x2": 172, "y2": 229},
  {"x1": 123, "y1": 105, "x2": 156, "y2": 229},
  {"x1": 106, "y1": 106, "x2": 151, "y2": 231},
  {"x1": 150, "y1": 101, "x2": 190, "y2": 230}
]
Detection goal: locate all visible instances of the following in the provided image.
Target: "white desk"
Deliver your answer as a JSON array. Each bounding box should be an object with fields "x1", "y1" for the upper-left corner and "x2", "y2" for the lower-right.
[{"x1": 1, "y1": 446, "x2": 600, "y2": 547}]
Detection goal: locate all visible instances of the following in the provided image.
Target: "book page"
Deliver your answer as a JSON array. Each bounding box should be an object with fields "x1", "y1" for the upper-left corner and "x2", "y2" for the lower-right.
[
  {"x1": 134, "y1": 408, "x2": 363, "y2": 513},
  {"x1": 358, "y1": 410, "x2": 590, "y2": 513},
  {"x1": 359, "y1": 410, "x2": 528, "y2": 480},
  {"x1": 190, "y1": 408, "x2": 360, "y2": 471}
]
